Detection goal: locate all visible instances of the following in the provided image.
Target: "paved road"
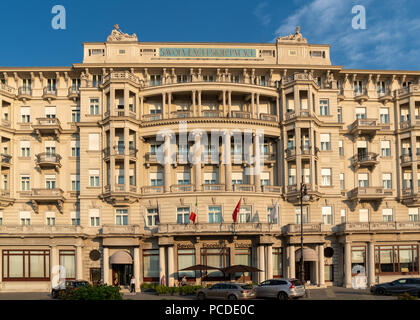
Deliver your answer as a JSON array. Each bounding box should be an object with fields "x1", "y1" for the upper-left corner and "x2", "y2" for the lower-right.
[{"x1": 0, "y1": 287, "x2": 398, "y2": 300}]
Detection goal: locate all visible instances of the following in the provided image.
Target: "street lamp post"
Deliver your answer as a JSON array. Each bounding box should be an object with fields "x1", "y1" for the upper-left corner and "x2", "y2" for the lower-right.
[{"x1": 299, "y1": 177, "x2": 310, "y2": 284}]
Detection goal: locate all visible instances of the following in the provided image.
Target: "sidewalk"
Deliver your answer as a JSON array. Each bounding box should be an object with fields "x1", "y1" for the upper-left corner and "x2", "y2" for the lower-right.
[{"x1": 301, "y1": 287, "x2": 397, "y2": 300}]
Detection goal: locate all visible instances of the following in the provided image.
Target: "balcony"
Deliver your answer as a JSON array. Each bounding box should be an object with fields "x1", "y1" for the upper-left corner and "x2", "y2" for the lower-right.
[
  {"x1": 283, "y1": 72, "x2": 315, "y2": 85},
  {"x1": 400, "y1": 154, "x2": 412, "y2": 167},
  {"x1": 17, "y1": 87, "x2": 32, "y2": 101},
  {"x1": 351, "y1": 153, "x2": 379, "y2": 168},
  {"x1": 231, "y1": 111, "x2": 251, "y2": 119},
  {"x1": 0, "y1": 225, "x2": 84, "y2": 236},
  {"x1": 141, "y1": 186, "x2": 164, "y2": 194},
  {"x1": 32, "y1": 118, "x2": 62, "y2": 139},
  {"x1": 100, "y1": 224, "x2": 142, "y2": 236},
  {"x1": 0, "y1": 154, "x2": 11, "y2": 167},
  {"x1": 68, "y1": 87, "x2": 80, "y2": 100},
  {"x1": 262, "y1": 153, "x2": 276, "y2": 166},
  {"x1": 337, "y1": 221, "x2": 420, "y2": 233},
  {"x1": 262, "y1": 185, "x2": 281, "y2": 193},
  {"x1": 285, "y1": 110, "x2": 311, "y2": 121},
  {"x1": 101, "y1": 184, "x2": 139, "y2": 205},
  {"x1": 144, "y1": 152, "x2": 159, "y2": 167},
  {"x1": 260, "y1": 113, "x2": 278, "y2": 122},
  {"x1": 401, "y1": 188, "x2": 420, "y2": 206},
  {"x1": 285, "y1": 184, "x2": 321, "y2": 203},
  {"x1": 378, "y1": 90, "x2": 393, "y2": 104},
  {"x1": 102, "y1": 71, "x2": 142, "y2": 87},
  {"x1": 285, "y1": 148, "x2": 296, "y2": 160},
  {"x1": 103, "y1": 146, "x2": 137, "y2": 160},
  {"x1": 30, "y1": 188, "x2": 65, "y2": 213},
  {"x1": 202, "y1": 110, "x2": 222, "y2": 118},
  {"x1": 201, "y1": 152, "x2": 220, "y2": 164},
  {"x1": 143, "y1": 113, "x2": 162, "y2": 121},
  {"x1": 0, "y1": 189, "x2": 14, "y2": 207},
  {"x1": 157, "y1": 222, "x2": 281, "y2": 236},
  {"x1": 284, "y1": 223, "x2": 332, "y2": 234},
  {"x1": 172, "y1": 111, "x2": 192, "y2": 119},
  {"x1": 42, "y1": 87, "x2": 57, "y2": 100},
  {"x1": 354, "y1": 89, "x2": 369, "y2": 103},
  {"x1": 397, "y1": 84, "x2": 420, "y2": 98},
  {"x1": 36, "y1": 153, "x2": 62, "y2": 170},
  {"x1": 233, "y1": 184, "x2": 255, "y2": 192},
  {"x1": 0, "y1": 83, "x2": 15, "y2": 97},
  {"x1": 349, "y1": 186, "x2": 384, "y2": 201},
  {"x1": 202, "y1": 184, "x2": 226, "y2": 191},
  {"x1": 170, "y1": 184, "x2": 194, "y2": 193},
  {"x1": 349, "y1": 118, "x2": 380, "y2": 137}
]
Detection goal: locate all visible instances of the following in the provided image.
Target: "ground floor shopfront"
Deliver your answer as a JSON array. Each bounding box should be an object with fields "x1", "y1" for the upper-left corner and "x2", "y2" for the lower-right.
[{"x1": 1, "y1": 226, "x2": 420, "y2": 292}]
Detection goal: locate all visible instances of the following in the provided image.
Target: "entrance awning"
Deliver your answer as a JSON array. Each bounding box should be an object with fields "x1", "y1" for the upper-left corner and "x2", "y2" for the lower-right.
[
  {"x1": 110, "y1": 251, "x2": 133, "y2": 264},
  {"x1": 295, "y1": 248, "x2": 317, "y2": 261}
]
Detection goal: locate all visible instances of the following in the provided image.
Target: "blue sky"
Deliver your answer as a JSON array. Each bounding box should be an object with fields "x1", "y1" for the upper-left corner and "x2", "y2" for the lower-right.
[{"x1": 1, "y1": 0, "x2": 419, "y2": 70}]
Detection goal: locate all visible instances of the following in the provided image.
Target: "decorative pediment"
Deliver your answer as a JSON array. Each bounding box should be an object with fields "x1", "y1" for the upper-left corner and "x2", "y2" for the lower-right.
[
  {"x1": 107, "y1": 24, "x2": 138, "y2": 42},
  {"x1": 277, "y1": 26, "x2": 307, "y2": 43}
]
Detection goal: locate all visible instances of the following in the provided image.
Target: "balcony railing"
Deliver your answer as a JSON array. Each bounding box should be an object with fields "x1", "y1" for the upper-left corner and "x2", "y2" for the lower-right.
[
  {"x1": 285, "y1": 223, "x2": 332, "y2": 233},
  {"x1": 285, "y1": 110, "x2": 310, "y2": 120},
  {"x1": 0, "y1": 189, "x2": 11, "y2": 197},
  {"x1": 202, "y1": 184, "x2": 226, "y2": 191},
  {"x1": 100, "y1": 225, "x2": 142, "y2": 235},
  {"x1": 349, "y1": 186, "x2": 384, "y2": 199},
  {"x1": 0, "y1": 225, "x2": 84, "y2": 235},
  {"x1": 202, "y1": 110, "x2": 222, "y2": 118},
  {"x1": 351, "y1": 152, "x2": 379, "y2": 167},
  {"x1": 43, "y1": 87, "x2": 57, "y2": 97},
  {"x1": 349, "y1": 118, "x2": 379, "y2": 136},
  {"x1": 31, "y1": 188, "x2": 64, "y2": 198},
  {"x1": 68, "y1": 87, "x2": 79, "y2": 97},
  {"x1": 233, "y1": 184, "x2": 255, "y2": 192},
  {"x1": 337, "y1": 221, "x2": 420, "y2": 232},
  {"x1": 0, "y1": 153, "x2": 12, "y2": 165},
  {"x1": 260, "y1": 113, "x2": 278, "y2": 121},
  {"x1": 400, "y1": 154, "x2": 412, "y2": 164},
  {"x1": 0, "y1": 83, "x2": 15, "y2": 95},
  {"x1": 158, "y1": 222, "x2": 281, "y2": 234},
  {"x1": 262, "y1": 185, "x2": 281, "y2": 193},
  {"x1": 36, "y1": 153, "x2": 62, "y2": 167},
  {"x1": 283, "y1": 72, "x2": 314, "y2": 84},
  {"x1": 231, "y1": 111, "x2": 251, "y2": 119},
  {"x1": 143, "y1": 113, "x2": 162, "y2": 121},
  {"x1": 18, "y1": 87, "x2": 32, "y2": 97},
  {"x1": 172, "y1": 111, "x2": 192, "y2": 118},
  {"x1": 35, "y1": 117, "x2": 61, "y2": 126},
  {"x1": 141, "y1": 186, "x2": 164, "y2": 194},
  {"x1": 102, "y1": 71, "x2": 142, "y2": 86},
  {"x1": 170, "y1": 184, "x2": 194, "y2": 192},
  {"x1": 397, "y1": 84, "x2": 420, "y2": 96}
]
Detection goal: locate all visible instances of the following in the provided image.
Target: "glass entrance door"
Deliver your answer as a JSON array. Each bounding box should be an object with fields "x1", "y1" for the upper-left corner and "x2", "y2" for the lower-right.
[{"x1": 112, "y1": 264, "x2": 133, "y2": 286}]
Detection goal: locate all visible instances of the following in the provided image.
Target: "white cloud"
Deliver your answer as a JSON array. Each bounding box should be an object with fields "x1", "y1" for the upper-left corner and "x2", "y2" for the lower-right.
[
  {"x1": 273, "y1": 0, "x2": 420, "y2": 69},
  {"x1": 254, "y1": 2, "x2": 272, "y2": 27}
]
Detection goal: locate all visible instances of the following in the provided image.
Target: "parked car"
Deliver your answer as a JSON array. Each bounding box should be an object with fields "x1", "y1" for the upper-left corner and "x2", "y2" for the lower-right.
[
  {"x1": 370, "y1": 278, "x2": 420, "y2": 297},
  {"x1": 255, "y1": 278, "x2": 306, "y2": 300},
  {"x1": 51, "y1": 280, "x2": 89, "y2": 299},
  {"x1": 196, "y1": 282, "x2": 256, "y2": 300}
]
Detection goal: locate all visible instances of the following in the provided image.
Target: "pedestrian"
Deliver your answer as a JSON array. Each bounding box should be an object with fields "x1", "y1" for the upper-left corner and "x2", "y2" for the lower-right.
[
  {"x1": 182, "y1": 275, "x2": 188, "y2": 286},
  {"x1": 130, "y1": 275, "x2": 136, "y2": 293}
]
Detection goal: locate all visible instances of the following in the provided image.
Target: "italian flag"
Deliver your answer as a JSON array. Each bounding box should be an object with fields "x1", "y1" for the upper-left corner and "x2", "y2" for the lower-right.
[
  {"x1": 232, "y1": 198, "x2": 241, "y2": 223},
  {"x1": 189, "y1": 198, "x2": 197, "y2": 224}
]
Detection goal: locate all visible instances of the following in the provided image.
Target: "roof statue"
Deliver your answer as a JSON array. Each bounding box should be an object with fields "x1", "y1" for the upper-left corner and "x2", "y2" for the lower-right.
[
  {"x1": 107, "y1": 24, "x2": 138, "y2": 42},
  {"x1": 276, "y1": 26, "x2": 307, "y2": 43}
]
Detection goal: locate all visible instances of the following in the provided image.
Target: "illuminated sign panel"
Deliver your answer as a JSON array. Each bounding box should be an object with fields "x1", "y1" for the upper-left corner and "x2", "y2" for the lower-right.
[{"x1": 159, "y1": 48, "x2": 256, "y2": 58}]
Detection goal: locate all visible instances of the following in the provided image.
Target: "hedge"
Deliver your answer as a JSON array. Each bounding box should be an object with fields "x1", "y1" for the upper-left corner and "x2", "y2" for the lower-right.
[{"x1": 62, "y1": 284, "x2": 122, "y2": 300}]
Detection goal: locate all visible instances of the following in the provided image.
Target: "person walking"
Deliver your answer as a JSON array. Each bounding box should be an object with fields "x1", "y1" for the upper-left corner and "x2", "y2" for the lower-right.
[
  {"x1": 130, "y1": 275, "x2": 136, "y2": 293},
  {"x1": 181, "y1": 275, "x2": 188, "y2": 286}
]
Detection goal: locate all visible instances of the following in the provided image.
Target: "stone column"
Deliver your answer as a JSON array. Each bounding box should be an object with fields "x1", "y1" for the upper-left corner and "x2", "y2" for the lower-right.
[
  {"x1": 159, "y1": 246, "x2": 167, "y2": 286},
  {"x1": 276, "y1": 96, "x2": 280, "y2": 121},
  {"x1": 258, "y1": 245, "x2": 266, "y2": 283},
  {"x1": 164, "y1": 134, "x2": 171, "y2": 193},
  {"x1": 110, "y1": 125, "x2": 115, "y2": 192},
  {"x1": 76, "y1": 246, "x2": 83, "y2": 280},
  {"x1": 228, "y1": 90, "x2": 232, "y2": 116},
  {"x1": 344, "y1": 242, "x2": 352, "y2": 288},
  {"x1": 223, "y1": 131, "x2": 232, "y2": 191},
  {"x1": 168, "y1": 246, "x2": 175, "y2": 287},
  {"x1": 124, "y1": 126, "x2": 130, "y2": 192},
  {"x1": 411, "y1": 134, "x2": 419, "y2": 195},
  {"x1": 192, "y1": 90, "x2": 196, "y2": 117},
  {"x1": 318, "y1": 244, "x2": 325, "y2": 287},
  {"x1": 267, "y1": 245, "x2": 273, "y2": 280},
  {"x1": 197, "y1": 90, "x2": 202, "y2": 117},
  {"x1": 222, "y1": 90, "x2": 226, "y2": 117},
  {"x1": 103, "y1": 247, "x2": 109, "y2": 285},
  {"x1": 256, "y1": 93, "x2": 260, "y2": 119},
  {"x1": 51, "y1": 246, "x2": 59, "y2": 287},
  {"x1": 110, "y1": 88, "x2": 115, "y2": 116},
  {"x1": 368, "y1": 242, "x2": 375, "y2": 287},
  {"x1": 134, "y1": 247, "x2": 140, "y2": 291},
  {"x1": 194, "y1": 133, "x2": 202, "y2": 191},
  {"x1": 124, "y1": 87, "x2": 129, "y2": 116},
  {"x1": 409, "y1": 97, "x2": 416, "y2": 127},
  {"x1": 161, "y1": 92, "x2": 166, "y2": 119},
  {"x1": 254, "y1": 133, "x2": 261, "y2": 192},
  {"x1": 295, "y1": 127, "x2": 302, "y2": 187},
  {"x1": 276, "y1": 137, "x2": 282, "y2": 187},
  {"x1": 168, "y1": 93, "x2": 172, "y2": 116},
  {"x1": 251, "y1": 92, "x2": 255, "y2": 118},
  {"x1": 289, "y1": 245, "x2": 295, "y2": 278},
  {"x1": 139, "y1": 96, "x2": 144, "y2": 120}
]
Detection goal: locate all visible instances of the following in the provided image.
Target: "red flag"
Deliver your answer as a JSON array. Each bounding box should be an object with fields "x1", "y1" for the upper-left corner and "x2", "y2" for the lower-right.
[
  {"x1": 189, "y1": 211, "x2": 197, "y2": 224},
  {"x1": 232, "y1": 198, "x2": 241, "y2": 223}
]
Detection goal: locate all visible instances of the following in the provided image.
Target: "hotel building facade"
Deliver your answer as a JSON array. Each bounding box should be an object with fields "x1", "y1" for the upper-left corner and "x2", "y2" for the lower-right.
[{"x1": 0, "y1": 26, "x2": 419, "y2": 292}]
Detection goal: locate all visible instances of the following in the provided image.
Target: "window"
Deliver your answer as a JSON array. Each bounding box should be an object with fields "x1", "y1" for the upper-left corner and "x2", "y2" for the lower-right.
[
  {"x1": 2, "y1": 250, "x2": 50, "y2": 281},
  {"x1": 272, "y1": 248, "x2": 283, "y2": 278},
  {"x1": 325, "y1": 265, "x2": 334, "y2": 282},
  {"x1": 146, "y1": 208, "x2": 159, "y2": 227},
  {"x1": 321, "y1": 168, "x2": 331, "y2": 186},
  {"x1": 176, "y1": 207, "x2": 190, "y2": 224},
  {"x1": 178, "y1": 249, "x2": 196, "y2": 278},
  {"x1": 208, "y1": 206, "x2": 222, "y2": 223},
  {"x1": 150, "y1": 172, "x2": 163, "y2": 186},
  {"x1": 116, "y1": 209, "x2": 128, "y2": 225},
  {"x1": 0, "y1": 211, "x2": 2, "y2": 225},
  {"x1": 71, "y1": 78, "x2": 80, "y2": 90},
  {"x1": 358, "y1": 173, "x2": 369, "y2": 187},
  {"x1": 201, "y1": 248, "x2": 230, "y2": 278},
  {"x1": 377, "y1": 81, "x2": 386, "y2": 94},
  {"x1": 21, "y1": 175, "x2": 30, "y2": 191},
  {"x1": 45, "y1": 175, "x2": 56, "y2": 189},
  {"x1": 89, "y1": 208, "x2": 100, "y2": 227},
  {"x1": 337, "y1": 107, "x2": 342, "y2": 123},
  {"x1": 71, "y1": 211, "x2": 80, "y2": 226},
  {"x1": 379, "y1": 108, "x2": 389, "y2": 124},
  {"x1": 295, "y1": 207, "x2": 309, "y2": 224},
  {"x1": 46, "y1": 211, "x2": 56, "y2": 226},
  {"x1": 235, "y1": 248, "x2": 252, "y2": 280},
  {"x1": 204, "y1": 172, "x2": 217, "y2": 185},
  {"x1": 177, "y1": 75, "x2": 188, "y2": 83},
  {"x1": 20, "y1": 141, "x2": 30, "y2": 157},
  {"x1": 203, "y1": 75, "x2": 214, "y2": 82},
  {"x1": 288, "y1": 166, "x2": 296, "y2": 186},
  {"x1": 47, "y1": 78, "x2": 56, "y2": 91},
  {"x1": 320, "y1": 134, "x2": 331, "y2": 151},
  {"x1": 322, "y1": 206, "x2": 333, "y2": 224},
  {"x1": 354, "y1": 80, "x2": 363, "y2": 94},
  {"x1": 382, "y1": 208, "x2": 393, "y2": 222},
  {"x1": 267, "y1": 206, "x2": 278, "y2": 224},
  {"x1": 150, "y1": 75, "x2": 161, "y2": 86},
  {"x1": 359, "y1": 209, "x2": 369, "y2": 222},
  {"x1": 340, "y1": 209, "x2": 346, "y2": 223},
  {"x1": 375, "y1": 245, "x2": 418, "y2": 275},
  {"x1": 20, "y1": 107, "x2": 30, "y2": 123},
  {"x1": 319, "y1": 99, "x2": 329, "y2": 116},
  {"x1": 403, "y1": 172, "x2": 412, "y2": 189},
  {"x1": 355, "y1": 107, "x2": 366, "y2": 119},
  {"x1": 238, "y1": 205, "x2": 252, "y2": 223},
  {"x1": 339, "y1": 140, "x2": 344, "y2": 156},
  {"x1": 351, "y1": 246, "x2": 366, "y2": 274},
  {"x1": 89, "y1": 170, "x2": 100, "y2": 187},
  {"x1": 71, "y1": 175, "x2": 80, "y2": 191},
  {"x1": 260, "y1": 172, "x2": 270, "y2": 186},
  {"x1": 71, "y1": 140, "x2": 80, "y2": 157},
  {"x1": 59, "y1": 250, "x2": 75, "y2": 280},
  {"x1": 340, "y1": 173, "x2": 345, "y2": 189},
  {"x1": 176, "y1": 172, "x2": 190, "y2": 185},
  {"x1": 381, "y1": 140, "x2": 391, "y2": 157},
  {"x1": 45, "y1": 106, "x2": 56, "y2": 118},
  {"x1": 143, "y1": 249, "x2": 159, "y2": 282},
  {"x1": 90, "y1": 98, "x2": 100, "y2": 115},
  {"x1": 382, "y1": 173, "x2": 392, "y2": 189},
  {"x1": 92, "y1": 74, "x2": 102, "y2": 87},
  {"x1": 88, "y1": 133, "x2": 100, "y2": 151},
  {"x1": 409, "y1": 208, "x2": 419, "y2": 222},
  {"x1": 22, "y1": 78, "x2": 32, "y2": 90},
  {"x1": 71, "y1": 107, "x2": 80, "y2": 122},
  {"x1": 232, "y1": 172, "x2": 243, "y2": 186},
  {"x1": 20, "y1": 211, "x2": 31, "y2": 225},
  {"x1": 45, "y1": 141, "x2": 56, "y2": 156}
]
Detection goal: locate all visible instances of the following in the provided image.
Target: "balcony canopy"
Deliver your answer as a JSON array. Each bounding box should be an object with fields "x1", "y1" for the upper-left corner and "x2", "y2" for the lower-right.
[
  {"x1": 295, "y1": 248, "x2": 317, "y2": 261},
  {"x1": 109, "y1": 251, "x2": 133, "y2": 264}
]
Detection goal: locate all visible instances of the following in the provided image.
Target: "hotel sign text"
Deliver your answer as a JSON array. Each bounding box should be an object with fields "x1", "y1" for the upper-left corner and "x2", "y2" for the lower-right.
[{"x1": 159, "y1": 48, "x2": 256, "y2": 58}]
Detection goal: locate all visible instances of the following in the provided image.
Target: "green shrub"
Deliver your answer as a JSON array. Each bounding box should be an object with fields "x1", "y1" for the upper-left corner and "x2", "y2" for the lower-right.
[
  {"x1": 180, "y1": 285, "x2": 203, "y2": 295},
  {"x1": 63, "y1": 284, "x2": 122, "y2": 300},
  {"x1": 155, "y1": 285, "x2": 170, "y2": 295},
  {"x1": 398, "y1": 292, "x2": 418, "y2": 300},
  {"x1": 141, "y1": 283, "x2": 158, "y2": 291},
  {"x1": 168, "y1": 286, "x2": 180, "y2": 295}
]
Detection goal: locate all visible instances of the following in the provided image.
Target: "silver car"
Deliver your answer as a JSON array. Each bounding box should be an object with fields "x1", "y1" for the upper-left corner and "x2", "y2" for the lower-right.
[
  {"x1": 255, "y1": 278, "x2": 306, "y2": 300},
  {"x1": 196, "y1": 282, "x2": 256, "y2": 300}
]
